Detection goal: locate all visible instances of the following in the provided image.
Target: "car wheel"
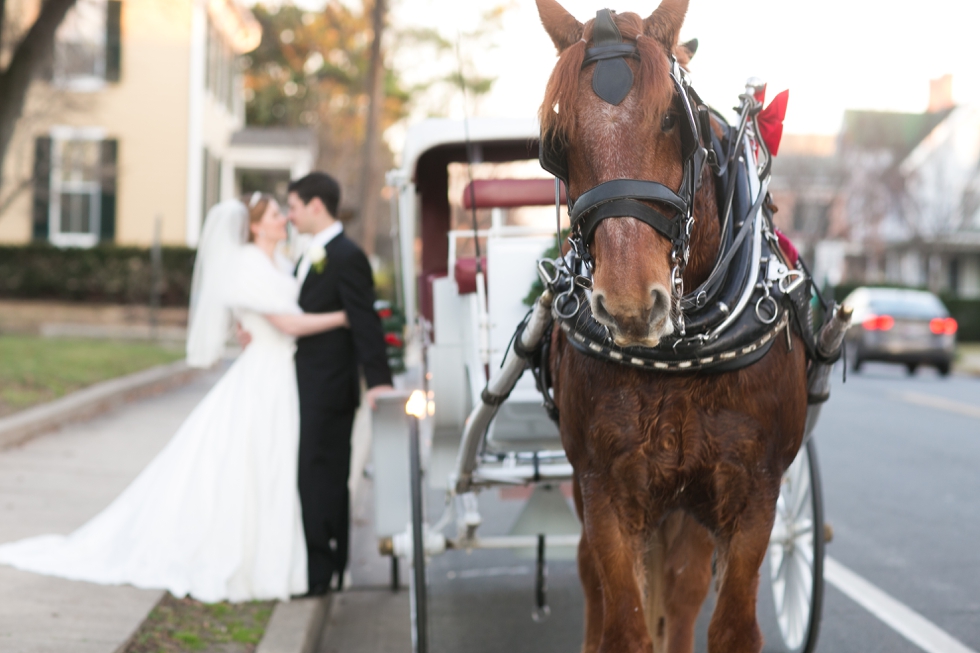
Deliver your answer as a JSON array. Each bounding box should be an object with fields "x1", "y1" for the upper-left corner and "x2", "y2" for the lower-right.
[
  {"x1": 906, "y1": 363, "x2": 918, "y2": 376},
  {"x1": 937, "y1": 362, "x2": 951, "y2": 377}
]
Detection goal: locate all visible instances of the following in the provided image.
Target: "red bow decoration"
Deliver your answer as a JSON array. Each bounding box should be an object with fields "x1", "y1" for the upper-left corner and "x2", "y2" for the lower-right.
[
  {"x1": 774, "y1": 228, "x2": 799, "y2": 267},
  {"x1": 756, "y1": 89, "x2": 789, "y2": 156}
]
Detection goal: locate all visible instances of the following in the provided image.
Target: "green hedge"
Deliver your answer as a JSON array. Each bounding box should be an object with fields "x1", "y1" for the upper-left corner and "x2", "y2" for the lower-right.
[
  {"x1": 0, "y1": 244, "x2": 196, "y2": 306},
  {"x1": 830, "y1": 283, "x2": 980, "y2": 342}
]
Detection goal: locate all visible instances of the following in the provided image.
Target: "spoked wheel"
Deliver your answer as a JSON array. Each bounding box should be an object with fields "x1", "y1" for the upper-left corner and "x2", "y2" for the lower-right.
[
  {"x1": 768, "y1": 437, "x2": 825, "y2": 653},
  {"x1": 408, "y1": 415, "x2": 429, "y2": 653}
]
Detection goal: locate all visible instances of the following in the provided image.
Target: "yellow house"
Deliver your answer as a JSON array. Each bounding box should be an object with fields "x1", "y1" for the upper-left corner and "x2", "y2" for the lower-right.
[{"x1": 0, "y1": 0, "x2": 314, "y2": 248}]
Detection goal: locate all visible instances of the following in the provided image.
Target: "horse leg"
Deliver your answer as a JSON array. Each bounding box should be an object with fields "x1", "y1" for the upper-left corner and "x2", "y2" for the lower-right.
[
  {"x1": 642, "y1": 526, "x2": 667, "y2": 653},
  {"x1": 574, "y1": 477, "x2": 604, "y2": 653},
  {"x1": 581, "y1": 490, "x2": 653, "y2": 653},
  {"x1": 708, "y1": 499, "x2": 776, "y2": 653},
  {"x1": 662, "y1": 513, "x2": 715, "y2": 653}
]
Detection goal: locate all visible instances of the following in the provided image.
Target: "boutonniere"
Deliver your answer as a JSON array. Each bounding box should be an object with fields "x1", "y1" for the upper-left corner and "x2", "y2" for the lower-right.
[{"x1": 308, "y1": 245, "x2": 327, "y2": 274}]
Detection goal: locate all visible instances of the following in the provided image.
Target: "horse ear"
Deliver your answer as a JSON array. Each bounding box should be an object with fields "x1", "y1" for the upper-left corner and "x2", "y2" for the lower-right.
[
  {"x1": 675, "y1": 37, "x2": 698, "y2": 66},
  {"x1": 535, "y1": 0, "x2": 584, "y2": 53},
  {"x1": 643, "y1": 0, "x2": 690, "y2": 50},
  {"x1": 680, "y1": 38, "x2": 698, "y2": 58}
]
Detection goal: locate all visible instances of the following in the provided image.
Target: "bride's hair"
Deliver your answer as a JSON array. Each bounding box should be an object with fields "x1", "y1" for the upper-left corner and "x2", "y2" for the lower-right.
[{"x1": 243, "y1": 192, "x2": 272, "y2": 242}]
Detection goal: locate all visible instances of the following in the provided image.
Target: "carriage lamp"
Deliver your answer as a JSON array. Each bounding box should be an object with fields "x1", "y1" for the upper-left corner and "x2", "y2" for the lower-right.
[{"x1": 405, "y1": 390, "x2": 427, "y2": 418}]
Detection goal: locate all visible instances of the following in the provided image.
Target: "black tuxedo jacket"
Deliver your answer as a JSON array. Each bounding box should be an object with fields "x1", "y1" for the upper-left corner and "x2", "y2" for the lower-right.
[{"x1": 295, "y1": 233, "x2": 392, "y2": 413}]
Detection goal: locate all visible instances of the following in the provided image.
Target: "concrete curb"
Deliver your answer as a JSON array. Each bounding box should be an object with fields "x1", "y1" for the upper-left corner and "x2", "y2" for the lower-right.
[
  {"x1": 256, "y1": 596, "x2": 332, "y2": 653},
  {"x1": 0, "y1": 359, "x2": 200, "y2": 451}
]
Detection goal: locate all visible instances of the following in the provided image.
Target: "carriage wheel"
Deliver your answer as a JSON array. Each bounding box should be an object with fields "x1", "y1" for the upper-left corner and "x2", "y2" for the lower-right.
[
  {"x1": 408, "y1": 415, "x2": 429, "y2": 653},
  {"x1": 768, "y1": 437, "x2": 825, "y2": 653}
]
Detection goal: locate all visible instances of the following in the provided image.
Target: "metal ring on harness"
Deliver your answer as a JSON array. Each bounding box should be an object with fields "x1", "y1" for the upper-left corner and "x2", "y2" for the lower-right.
[
  {"x1": 778, "y1": 270, "x2": 805, "y2": 295},
  {"x1": 554, "y1": 289, "x2": 581, "y2": 320},
  {"x1": 537, "y1": 259, "x2": 560, "y2": 288},
  {"x1": 573, "y1": 275, "x2": 593, "y2": 290},
  {"x1": 755, "y1": 294, "x2": 779, "y2": 325}
]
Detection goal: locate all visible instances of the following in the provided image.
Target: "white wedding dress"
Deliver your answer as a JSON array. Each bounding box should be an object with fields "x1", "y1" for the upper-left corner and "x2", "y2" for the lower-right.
[{"x1": 0, "y1": 204, "x2": 308, "y2": 603}]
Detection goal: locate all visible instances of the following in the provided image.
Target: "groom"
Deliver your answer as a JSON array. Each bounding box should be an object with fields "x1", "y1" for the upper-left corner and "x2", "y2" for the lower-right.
[{"x1": 286, "y1": 172, "x2": 393, "y2": 594}]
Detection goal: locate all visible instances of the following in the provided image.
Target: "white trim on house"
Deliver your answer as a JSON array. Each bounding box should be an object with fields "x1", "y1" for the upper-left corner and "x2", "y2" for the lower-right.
[
  {"x1": 185, "y1": 0, "x2": 208, "y2": 247},
  {"x1": 219, "y1": 146, "x2": 315, "y2": 202}
]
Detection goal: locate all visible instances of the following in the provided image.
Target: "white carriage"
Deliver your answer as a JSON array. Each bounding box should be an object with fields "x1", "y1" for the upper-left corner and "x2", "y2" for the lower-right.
[{"x1": 370, "y1": 117, "x2": 828, "y2": 653}]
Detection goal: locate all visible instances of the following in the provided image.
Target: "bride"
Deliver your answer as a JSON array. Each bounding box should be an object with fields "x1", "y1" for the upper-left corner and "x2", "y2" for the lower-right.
[{"x1": 0, "y1": 194, "x2": 340, "y2": 602}]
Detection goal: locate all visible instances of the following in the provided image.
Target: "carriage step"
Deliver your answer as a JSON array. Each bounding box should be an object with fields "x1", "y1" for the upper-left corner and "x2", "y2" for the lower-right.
[{"x1": 824, "y1": 522, "x2": 834, "y2": 543}]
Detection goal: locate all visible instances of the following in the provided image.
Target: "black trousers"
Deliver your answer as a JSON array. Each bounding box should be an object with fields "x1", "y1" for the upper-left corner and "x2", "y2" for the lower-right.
[{"x1": 297, "y1": 403, "x2": 356, "y2": 590}]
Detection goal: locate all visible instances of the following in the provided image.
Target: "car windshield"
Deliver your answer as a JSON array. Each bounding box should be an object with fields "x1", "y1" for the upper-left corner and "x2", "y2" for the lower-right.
[{"x1": 867, "y1": 291, "x2": 947, "y2": 319}]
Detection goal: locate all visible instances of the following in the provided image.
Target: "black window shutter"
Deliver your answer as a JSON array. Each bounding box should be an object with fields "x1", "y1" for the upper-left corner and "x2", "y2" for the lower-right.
[
  {"x1": 100, "y1": 139, "x2": 118, "y2": 243},
  {"x1": 32, "y1": 137, "x2": 52, "y2": 241},
  {"x1": 105, "y1": 1, "x2": 122, "y2": 82}
]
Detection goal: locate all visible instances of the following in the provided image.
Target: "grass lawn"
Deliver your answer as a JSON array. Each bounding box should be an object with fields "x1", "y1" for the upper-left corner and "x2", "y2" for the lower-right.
[
  {"x1": 0, "y1": 336, "x2": 184, "y2": 418},
  {"x1": 123, "y1": 593, "x2": 275, "y2": 653}
]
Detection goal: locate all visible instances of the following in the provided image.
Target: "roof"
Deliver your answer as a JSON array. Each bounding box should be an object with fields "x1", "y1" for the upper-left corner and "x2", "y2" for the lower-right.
[
  {"x1": 229, "y1": 127, "x2": 315, "y2": 149},
  {"x1": 393, "y1": 118, "x2": 539, "y2": 184},
  {"x1": 840, "y1": 108, "x2": 954, "y2": 160}
]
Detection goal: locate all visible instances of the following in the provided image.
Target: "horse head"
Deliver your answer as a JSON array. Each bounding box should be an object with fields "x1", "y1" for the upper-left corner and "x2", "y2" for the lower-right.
[{"x1": 537, "y1": 0, "x2": 694, "y2": 348}]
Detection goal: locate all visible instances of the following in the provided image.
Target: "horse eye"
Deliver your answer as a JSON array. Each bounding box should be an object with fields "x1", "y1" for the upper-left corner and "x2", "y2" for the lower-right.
[{"x1": 661, "y1": 113, "x2": 677, "y2": 132}]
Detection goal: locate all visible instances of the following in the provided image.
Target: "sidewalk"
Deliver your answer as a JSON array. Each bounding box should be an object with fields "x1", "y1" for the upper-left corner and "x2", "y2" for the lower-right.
[
  {"x1": 0, "y1": 367, "x2": 225, "y2": 653},
  {"x1": 316, "y1": 473, "x2": 411, "y2": 653},
  {"x1": 957, "y1": 345, "x2": 980, "y2": 376}
]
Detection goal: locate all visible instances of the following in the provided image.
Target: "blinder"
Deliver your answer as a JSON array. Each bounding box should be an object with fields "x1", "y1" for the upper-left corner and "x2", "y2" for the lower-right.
[{"x1": 586, "y1": 8, "x2": 637, "y2": 106}]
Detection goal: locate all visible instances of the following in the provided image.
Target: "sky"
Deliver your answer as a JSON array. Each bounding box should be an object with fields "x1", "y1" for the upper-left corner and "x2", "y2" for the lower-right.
[{"x1": 292, "y1": 0, "x2": 980, "y2": 137}]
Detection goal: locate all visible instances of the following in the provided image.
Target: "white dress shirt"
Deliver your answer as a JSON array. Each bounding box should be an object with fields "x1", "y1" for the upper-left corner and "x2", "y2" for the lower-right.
[{"x1": 296, "y1": 222, "x2": 343, "y2": 284}]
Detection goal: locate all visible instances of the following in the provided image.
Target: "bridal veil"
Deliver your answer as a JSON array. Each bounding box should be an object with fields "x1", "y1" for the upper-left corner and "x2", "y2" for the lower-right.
[{"x1": 186, "y1": 200, "x2": 248, "y2": 368}]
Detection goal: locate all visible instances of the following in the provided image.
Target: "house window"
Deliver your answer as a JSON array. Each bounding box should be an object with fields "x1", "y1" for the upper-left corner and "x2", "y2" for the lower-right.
[
  {"x1": 33, "y1": 128, "x2": 118, "y2": 248},
  {"x1": 206, "y1": 17, "x2": 238, "y2": 113},
  {"x1": 52, "y1": 0, "x2": 122, "y2": 88},
  {"x1": 792, "y1": 200, "x2": 830, "y2": 236}
]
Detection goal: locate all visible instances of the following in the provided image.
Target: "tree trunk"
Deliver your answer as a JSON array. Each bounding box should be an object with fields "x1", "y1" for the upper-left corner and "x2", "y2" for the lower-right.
[
  {"x1": 356, "y1": 0, "x2": 386, "y2": 259},
  {"x1": 0, "y1": 0, "x2": 78, "y2": 199},
  {"x1": 0, "y1": 0, "x2": 8, "y2": 52}
]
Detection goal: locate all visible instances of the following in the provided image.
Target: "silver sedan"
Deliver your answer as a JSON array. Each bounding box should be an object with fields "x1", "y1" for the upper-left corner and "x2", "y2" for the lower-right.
[{"x1": 843, "y1": 287, "x2": 957, "y2": 376}]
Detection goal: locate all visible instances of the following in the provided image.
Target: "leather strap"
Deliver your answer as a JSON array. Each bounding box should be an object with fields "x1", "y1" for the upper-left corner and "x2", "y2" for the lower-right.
[
  {"x1": 578, "y1": 199, "x2": 680, "y2": 244},
  {"x1": 583, "y1": 43, "x2": 639, "y2": 65},
  {"x1": 571, "y1": 179, "x2": 687, "y2": 220}
]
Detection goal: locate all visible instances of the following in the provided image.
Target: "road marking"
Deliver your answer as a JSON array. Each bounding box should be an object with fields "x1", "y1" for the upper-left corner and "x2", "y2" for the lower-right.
[
  {"x1": 825, "y1": 556, "x2": 977, "y2": 653},
  {"x1": 451, "y1": 566, "x2": 531, "y2": 580},
  {"x1": 896, "y1": 392, "x2": 980, "y2": 420}
]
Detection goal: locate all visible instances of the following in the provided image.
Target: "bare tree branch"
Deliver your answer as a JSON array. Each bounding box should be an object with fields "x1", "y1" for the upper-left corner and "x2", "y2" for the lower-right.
[{"x1": 0, "y1": 175, "x2": 30, "y2": 216}]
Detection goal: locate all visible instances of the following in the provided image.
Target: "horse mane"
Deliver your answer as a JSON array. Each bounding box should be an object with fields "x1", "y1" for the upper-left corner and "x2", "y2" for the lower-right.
[{"x1": 539, "y1": 12, "x2": 674, "y2": 137}]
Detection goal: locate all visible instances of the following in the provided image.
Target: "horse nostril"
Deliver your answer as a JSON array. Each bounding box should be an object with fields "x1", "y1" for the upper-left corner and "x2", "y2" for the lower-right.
[
  {"x1": 649, "y1": 288, "x2": 671, "y2": 327},
  {"x1": 593, "y1": 293, "x2": 613, "y2": 323}
]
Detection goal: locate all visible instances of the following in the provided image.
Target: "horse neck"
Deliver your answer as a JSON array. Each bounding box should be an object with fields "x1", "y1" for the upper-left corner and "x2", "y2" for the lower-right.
[{"x1": 683, "y1": 164, "x2": 720, "y2": 289}]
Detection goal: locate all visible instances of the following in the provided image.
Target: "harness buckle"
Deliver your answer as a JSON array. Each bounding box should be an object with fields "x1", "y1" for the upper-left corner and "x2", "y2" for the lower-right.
[{"x1": 537, "y1": 259, "x2": 560, "y2": 289}]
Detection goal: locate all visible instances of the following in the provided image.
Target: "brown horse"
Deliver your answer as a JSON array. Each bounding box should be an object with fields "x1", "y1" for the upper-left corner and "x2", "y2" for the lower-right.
[{"x1": 536, "y1": 1, "x2": 808, "y2": 651}]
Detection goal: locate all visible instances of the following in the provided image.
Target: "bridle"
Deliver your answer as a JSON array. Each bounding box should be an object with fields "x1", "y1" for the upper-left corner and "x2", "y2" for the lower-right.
[
  {"x1": 539, "y1": 8, "x2": 710, "y2": 335},
  {"x1": 524, "y1": 9, "x2": 840, "y2": 381}
]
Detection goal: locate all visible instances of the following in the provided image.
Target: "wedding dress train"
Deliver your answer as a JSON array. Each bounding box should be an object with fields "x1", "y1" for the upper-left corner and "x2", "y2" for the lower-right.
[{"x1": 0, "y1": 243, "x2": 308, "y2": 602}]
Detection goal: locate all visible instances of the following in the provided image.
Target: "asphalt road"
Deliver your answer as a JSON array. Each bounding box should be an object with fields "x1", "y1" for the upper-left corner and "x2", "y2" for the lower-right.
[{"x1": 321, "y1": 362, "x2": 980, "y2": 653}]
